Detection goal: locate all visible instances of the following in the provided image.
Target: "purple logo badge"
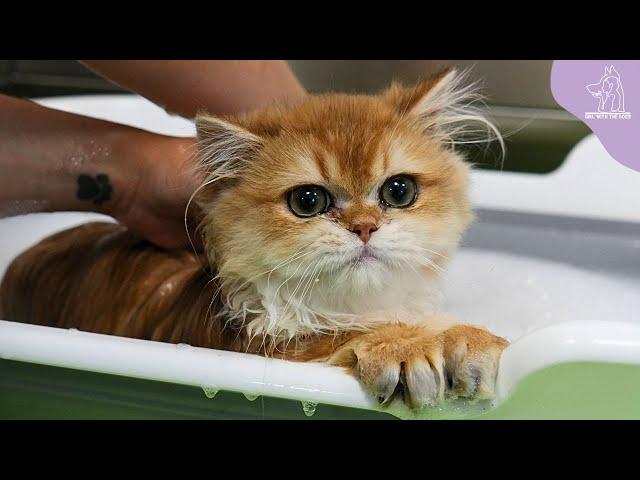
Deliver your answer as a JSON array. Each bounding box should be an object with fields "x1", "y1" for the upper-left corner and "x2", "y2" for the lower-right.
[
  {"x1": 551, "y1": 60, "x2": 639, "y2": 172},
  {"x1": 585, "y1": 65, "x2": 629, "y2": 118}
]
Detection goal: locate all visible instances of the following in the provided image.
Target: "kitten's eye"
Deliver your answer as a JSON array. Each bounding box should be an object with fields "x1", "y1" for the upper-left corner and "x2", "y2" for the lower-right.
[
  {"x1": 287, "y1": 185, "x2": 331, "y2": 217},
  {"x1": 380, "y1": 175, "x2": 418, "y2": 208}
]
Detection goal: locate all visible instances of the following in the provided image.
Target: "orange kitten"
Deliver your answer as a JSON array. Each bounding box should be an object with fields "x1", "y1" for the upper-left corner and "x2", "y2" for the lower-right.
[{"x1": 1, "y1": 68, "x2": 507, "y2": 409}]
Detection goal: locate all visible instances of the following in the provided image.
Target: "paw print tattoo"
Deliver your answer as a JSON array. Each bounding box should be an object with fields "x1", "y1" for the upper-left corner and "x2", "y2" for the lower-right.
[{"x1": 76, "y1": 174, "x2": 113, "y2": 206}]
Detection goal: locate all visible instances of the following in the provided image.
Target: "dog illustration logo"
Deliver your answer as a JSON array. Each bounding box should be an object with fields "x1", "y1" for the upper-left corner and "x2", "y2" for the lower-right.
[{"x1": 585, "y1": 65, "x2": 631, "y2": 119}]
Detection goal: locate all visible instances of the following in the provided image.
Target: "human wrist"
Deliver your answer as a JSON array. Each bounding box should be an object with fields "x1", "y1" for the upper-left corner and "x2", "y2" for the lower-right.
[
  {"x1": 49, "y1": 126, "x2": 146, "y2": 218},
  {"x1": 88, "y1": 128, "x2": 161, "y2": 221},
  {"x1": 0, "y1": 94, "x2": 195, "y2": 224},
  {"x1": 0, "y1": 117, "x2": 137, "y2": 218}
]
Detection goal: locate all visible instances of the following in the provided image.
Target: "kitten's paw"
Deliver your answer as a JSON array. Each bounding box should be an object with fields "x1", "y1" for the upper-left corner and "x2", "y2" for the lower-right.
[
  {"x1": 440, "y1": 325, "x2": 509, "y2": 401},
  {"x1": 330, "y1": 324, "x2": 508, "y2": 409}
]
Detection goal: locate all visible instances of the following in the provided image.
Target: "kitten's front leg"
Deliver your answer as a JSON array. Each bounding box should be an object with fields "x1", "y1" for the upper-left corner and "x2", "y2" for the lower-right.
[{"x1": 329, "y1": 321, "x2": 508, "y2": 409}]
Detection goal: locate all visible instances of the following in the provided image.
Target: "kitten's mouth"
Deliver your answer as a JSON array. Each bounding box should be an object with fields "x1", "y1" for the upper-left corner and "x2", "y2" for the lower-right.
[{"x1": 349, "y1": 246, "x2": 378, "y2": 266}]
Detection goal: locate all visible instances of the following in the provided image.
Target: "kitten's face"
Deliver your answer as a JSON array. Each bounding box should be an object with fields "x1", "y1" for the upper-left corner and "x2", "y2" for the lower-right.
[{"x1": 196, "y1": 69, "x2": 475, "y2": 309}]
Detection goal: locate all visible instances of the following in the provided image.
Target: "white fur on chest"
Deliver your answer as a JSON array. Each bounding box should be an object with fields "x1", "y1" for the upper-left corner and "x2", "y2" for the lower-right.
[{"x1": 243, "y1": 268, "x2": 446, "y2": 340}]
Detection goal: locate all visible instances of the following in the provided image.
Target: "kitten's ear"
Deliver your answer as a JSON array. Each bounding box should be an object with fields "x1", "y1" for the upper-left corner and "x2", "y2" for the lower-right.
[
  {"x1": 383, "y1": 67, "x2": 461, "y2": 132},
  {"x1": 383, "y1": 68, "x2": 502, "y2": 153},
  {"x1": 195, "y1": 114, "x2": 263, "y2": 182},
  {"x1": 384, "y1": 68, "x2": 456, "y2": 115}
]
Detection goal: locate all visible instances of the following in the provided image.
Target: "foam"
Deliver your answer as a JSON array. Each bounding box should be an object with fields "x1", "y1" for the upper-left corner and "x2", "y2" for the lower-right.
[{"x1": 444, "y1": 249, "x2": 640, "y2": 341}]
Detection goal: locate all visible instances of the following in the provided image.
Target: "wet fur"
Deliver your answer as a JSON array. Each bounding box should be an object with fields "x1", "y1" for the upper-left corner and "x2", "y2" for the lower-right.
[{"x1": 0, "y1": 68, "x2": 508, "y2": 407}]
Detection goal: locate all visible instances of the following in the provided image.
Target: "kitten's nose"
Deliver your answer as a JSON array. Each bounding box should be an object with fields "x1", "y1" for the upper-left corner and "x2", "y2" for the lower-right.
[{"x1": 350, "y1": 222, "x2": 378, "y2": 243}]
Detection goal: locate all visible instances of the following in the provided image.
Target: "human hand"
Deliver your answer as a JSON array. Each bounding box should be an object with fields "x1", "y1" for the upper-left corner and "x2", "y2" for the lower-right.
[
  {"x1": 110, "y1": 132, "x2": 204, "y2": 250},
  {"x1": 0, "y1": 94, "x2": 206, "y2": 250}
]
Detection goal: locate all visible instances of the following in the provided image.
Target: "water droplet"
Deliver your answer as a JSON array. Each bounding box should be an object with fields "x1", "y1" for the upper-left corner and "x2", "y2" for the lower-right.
[
  {"x1": 202, "y1": 386, "x2": 218, "y2": 399},
  {"x1": 243, "y1": 393, "x2": 259, "y2": 401},
  {"x1": 301, "y1": 401, "x2": 317, "y2": 417}
]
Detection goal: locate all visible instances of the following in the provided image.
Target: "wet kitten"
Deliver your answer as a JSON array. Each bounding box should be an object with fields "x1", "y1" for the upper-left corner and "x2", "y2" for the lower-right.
[{"x1": 0, "y1": 68, "x2": 508, "y2": 409}]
